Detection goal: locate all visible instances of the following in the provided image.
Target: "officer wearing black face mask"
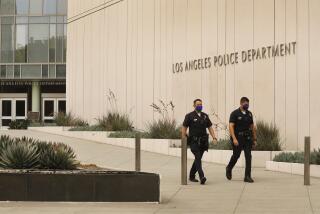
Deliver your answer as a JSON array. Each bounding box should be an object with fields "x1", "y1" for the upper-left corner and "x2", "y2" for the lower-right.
[
  {"x1": 226, "y1": 97, "x2": 257, "y2": 183},
  {"x1": 181, "y1": 99, "x2": 217, "y2": 185}
]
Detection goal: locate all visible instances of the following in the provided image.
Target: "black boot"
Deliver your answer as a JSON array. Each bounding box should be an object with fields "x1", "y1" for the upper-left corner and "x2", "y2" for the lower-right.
[
  {"x1": 244, "y1": 176, "x2": 254, "y2": 183},
  {"x1": 200, "y1": 177, "x2": 207, "y2": 185},
  {"x1": 226, "y1": 167, "x2": 232, "y2": 180},
  {"x1": 189, "y1": 177, "x2": 199, "y2": 182}
]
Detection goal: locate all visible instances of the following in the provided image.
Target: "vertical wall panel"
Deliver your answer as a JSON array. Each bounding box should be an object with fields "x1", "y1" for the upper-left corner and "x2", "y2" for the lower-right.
[
  {"x1": 225, "y1": 0, "x2": 235, "y2": 137},
  {"x1": 296, "y1": 0, "x2": 310, "y2": 150},
  {"x1": 310, "y1": 0, "x2": 320, "y2": 149},
  {"x1": 253, "y1": 0, "x2": 275, "y2": 123},
  {"x1": 285, "y1": 0, "x2": 297, "y2": 150},
  {"x1": 234, "y1": 0, "x2": 254, "y2": 112},
  {"x1": 116, "y1": 2, "x2": 128, "y2": 113},
  {"x1": 136, "y1": 0, "x2": 143, "y2": 127},
  {"x1": 274, "y1": 0, "x2": 287, "y2": 148},
  {"x1": 186, "y1": 0, "x2": 202, "y2": 111},
  {"x1": 202, "y1": 0, "x2": 219, "y2": 132},
  {"x1": 172, "y1": 0, "x2": 188, "y2": 122},
  {"x1": 217, "y1": 0, "x2": 227, "y2": 138},
  {"x1": 141, "y1": 0, "x2": 155, "y2": 123}
]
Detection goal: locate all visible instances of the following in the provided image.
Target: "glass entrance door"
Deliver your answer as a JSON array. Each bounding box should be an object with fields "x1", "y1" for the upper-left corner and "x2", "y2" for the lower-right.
[
  {"x1": 1, "y1": 99, "x2": 13, "y2": 126},
  {"x1": 0, "y1": 98, "x2": 27, "y2": 126},
  {"x1": 43, "y1": 99, "x2": 55, "y2": 121},
  {"x1": 42, "y1": 98, "x2": 66, "y2": 122}
]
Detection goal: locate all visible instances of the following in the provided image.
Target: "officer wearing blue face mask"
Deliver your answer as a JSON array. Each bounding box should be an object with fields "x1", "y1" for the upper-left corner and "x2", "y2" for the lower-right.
[
  {"x1": 181, "y1": 99, "x2": 217, "y2": 185},
  {"x1": 226, "y1": 97, "x2": 257, "y2": 183}
]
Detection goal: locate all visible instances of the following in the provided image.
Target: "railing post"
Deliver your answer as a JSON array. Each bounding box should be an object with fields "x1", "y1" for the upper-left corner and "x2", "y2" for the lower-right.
[
  {"x1": 304, "y1": 136, "x2": 310, "y2": 186},
  {"x1": 181, "y1": 137, "x2": 187, "y2": 185},
  {"x1": 135, "y1": 132, "x2": 141, "y2": 172}
]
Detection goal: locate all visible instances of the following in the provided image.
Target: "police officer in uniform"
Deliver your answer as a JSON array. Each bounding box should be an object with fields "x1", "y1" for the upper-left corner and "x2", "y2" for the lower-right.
[
  {"x1": 181, "y1": 99, "x2": 217, "y2": 185},
  {"x1": 226, "y1": 97, "x2": 257, "y2": 183}
]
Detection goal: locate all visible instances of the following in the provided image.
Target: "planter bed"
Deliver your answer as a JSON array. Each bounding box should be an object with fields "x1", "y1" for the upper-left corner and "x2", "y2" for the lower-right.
[
  {"x1": 266, "y1": 161, "x2": 320, "y2": 178},
  {"x1": 27, "y1": 128, "x2": 280, "y2": 168},
  {"x1": 0, "y1": 170, "x2": 160, "y2": 202}
]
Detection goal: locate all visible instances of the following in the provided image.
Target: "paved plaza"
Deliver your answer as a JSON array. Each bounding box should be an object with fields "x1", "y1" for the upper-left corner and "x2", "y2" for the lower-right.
[{"x1": 0, "y1": 130, "x2": 319, "y2": 214}]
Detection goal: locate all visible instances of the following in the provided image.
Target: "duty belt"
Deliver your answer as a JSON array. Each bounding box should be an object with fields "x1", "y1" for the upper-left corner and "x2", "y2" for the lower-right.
[{"x1": 237, "y1": 130, "x2": 252, "y2": 137}]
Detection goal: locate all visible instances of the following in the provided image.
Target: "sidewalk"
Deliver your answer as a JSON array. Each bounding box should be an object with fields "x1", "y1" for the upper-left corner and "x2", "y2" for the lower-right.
[{"x1": 0, "y1": 130, "x2": 319, "y2": 214}]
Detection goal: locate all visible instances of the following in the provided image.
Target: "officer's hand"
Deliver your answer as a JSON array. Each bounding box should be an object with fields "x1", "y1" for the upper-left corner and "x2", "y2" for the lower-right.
[
  {"x1": 253, "y1": 140, "x2": 257, "y2": 148},
  {"x1": 233, "y1": 139, "x2": 239, "y2": 146},
  {"x1": 212, "y1": 138, "x2": 218, "y2": 145}
]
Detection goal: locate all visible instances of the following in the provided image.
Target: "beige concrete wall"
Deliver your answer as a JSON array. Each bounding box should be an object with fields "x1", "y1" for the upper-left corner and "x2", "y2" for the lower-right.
[{"x1": 67, "y1": 0, "x2": 320, "y2": 150}]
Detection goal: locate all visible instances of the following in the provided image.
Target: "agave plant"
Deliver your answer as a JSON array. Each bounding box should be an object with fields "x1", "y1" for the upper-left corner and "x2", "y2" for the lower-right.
[
  {"x1": 0, "y1": 140, "x2": 39, "y2": 169},
  {"x1": 39, "y1": 143, "x2": 79, "y2": 170},
  {"x1": 0, "y1": 135, "x2": 13, "y2": 152}
]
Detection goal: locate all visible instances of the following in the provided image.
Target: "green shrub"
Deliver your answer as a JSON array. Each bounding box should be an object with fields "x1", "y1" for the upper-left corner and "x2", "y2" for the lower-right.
[
  {"x1": 255, "y1": 120, "x2": 282, "y2": 151},
  {"x1": 315, "y1": 149, "x2": 320, "y2": 165},
  {"x1": 97, "y1": 112, "x2": 133, "y2": 131},
  {"x1": 8, "y1": 119, "x2": 29, "y2": 129},
  {"x1": 0, "y1": 135, "x2": 79, "y2": 170},
  {"x1": 69, "y1": 125, "x2": 105, "y2": 131},
  {"x1": 146, "y1": 118, "x2": 180, "y2": 139},
  {"x1": 273, "y1": 150, "x2": 320, "y2": 165},
  {"x1": 109, "y1": 131, "x2": 150, "y2": 138},
  {"x1": 54, "y1": 112, "x2": 88, "y2": 127},
  {"x1": 209, "y1": 139, "x2": 232, "y2": 150}
]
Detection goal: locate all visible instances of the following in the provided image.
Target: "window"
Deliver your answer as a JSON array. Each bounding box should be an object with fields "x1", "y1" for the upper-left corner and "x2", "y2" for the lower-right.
[
  {"x1": 14, "y1": 65, "x2": 20, "y2": 78},
  {"x1": 49, "y1": 64, "x2": 55, "y2": 78},
  {"x1": 1, "y1": 24, "x2": 14, "y2": 63},
  {"x1": 16, "y1": 17, "x2": 29, "y2": 24},
  {"x1": 2, "y1": 100, "x2": 12, "y2": 117},
  {"x1": 15, "y1": 100, "x2": 26, "y2": 117},
  {"x1": 56, "y1": 64, "x2": 65, "y2": 78},
  {"x1": 42, "y1": 64, "x2": 48, "y2": 78},
  {"x1": 28, "y1": 24, "x2": 49, "y2": 62},
  {"x1": 16, "y1": 0, "x2": 29, "y2": 15},
  {"x1": 6, "y1": 65, "x2": 13, "y2": 78},
  {"x1": 21, "y1": 65, "x2": 41, "y2": 78},
  {"x1": 0, "y1": 65, "x2": 6, "y2": 77},
  {"x1": 57, "y1": 0, "x2": 67, "y2": 14},
  {"x1": 0, "y1": 0, "x2": 14, "y2": 15},
  {"x1": 44, "y1": 0, "x2": 56, "y2": 15},
  {"x1": 29, "y1": 16, "x2": 50, "y2": 23},
  {"x1": 63, "y1": 24, "x2": 66, "y2": 62},
  {"x1": 58, "y1": 100, "x2": 66, "y2": 113},
  {"x1": 29, "y1": 0, "x2": 42, "y2": 15},
  {"x1": 49, "y1": 24, "x2": 56, "y2": 62},
  {"x1": 44, "y1": 100, "x2": 54, "y2": 117},
  {"x1": 1, "y1": 16, "x2": 14, "y2": 24},
  {"x1": 56, "y1": 24, "x2": 63, "y2": 62},
  {"x1": 15, "y1": 24, "x2": 28, "y2": 62}
]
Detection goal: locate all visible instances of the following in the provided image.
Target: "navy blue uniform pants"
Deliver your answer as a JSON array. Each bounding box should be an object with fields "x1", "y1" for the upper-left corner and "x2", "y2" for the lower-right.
[
  {"x1": 227, "y1": 135, "x2": 252, "y2": 177},
  {"x1": 189, "y1": 142, "x2": 206, "y2": 179}
]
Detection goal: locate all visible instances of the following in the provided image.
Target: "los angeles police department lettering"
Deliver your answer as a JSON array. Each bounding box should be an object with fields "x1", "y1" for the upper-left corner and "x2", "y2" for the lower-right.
[
  {"x1": 172, "y1": 41, "x2": 296, "y2": 74},
  {"x1": 172, "y1": 57, "x2": 212, "y2": 73}
]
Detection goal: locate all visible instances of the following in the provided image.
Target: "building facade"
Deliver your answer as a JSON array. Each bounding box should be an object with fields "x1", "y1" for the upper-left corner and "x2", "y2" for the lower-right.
[
  {"x1": 67, "y1": 0, "x2": 320, "y2": 150},
  {"x1": 0, "y1": 0, "x2": 67, "y2": 125}
]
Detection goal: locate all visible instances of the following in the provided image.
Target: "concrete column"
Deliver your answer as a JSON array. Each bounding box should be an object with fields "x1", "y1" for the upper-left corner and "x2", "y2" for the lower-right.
[{"x1": 32, "y1": 82, "x2": 40, "y2": 112}]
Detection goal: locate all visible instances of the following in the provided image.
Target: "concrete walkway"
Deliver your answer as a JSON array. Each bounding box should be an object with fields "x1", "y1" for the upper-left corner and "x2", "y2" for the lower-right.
[{"x1": 0, "y1": 130, "x2": 319, "y2": 214}]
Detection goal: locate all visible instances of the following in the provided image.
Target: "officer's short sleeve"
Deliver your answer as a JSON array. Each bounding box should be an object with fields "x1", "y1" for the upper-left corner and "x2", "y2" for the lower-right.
[
  {"x1": 249, "y1": 111, "x2": 254, "y2": 125},
  {"x1": 206, "y1": 115, "x2": 213, "y2": 128},
  {"x1": 182, "y1": 114, "x2": 190, "y2": 127},
  {"x1": 229, "y1": 111, "x2": 237, "y2": 123}
]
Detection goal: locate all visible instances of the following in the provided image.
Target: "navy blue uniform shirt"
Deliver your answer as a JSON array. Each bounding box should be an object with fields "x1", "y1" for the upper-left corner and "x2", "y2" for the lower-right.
[{"x1": 183, "y1": 111, "x2": 212, "y2": 137}]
